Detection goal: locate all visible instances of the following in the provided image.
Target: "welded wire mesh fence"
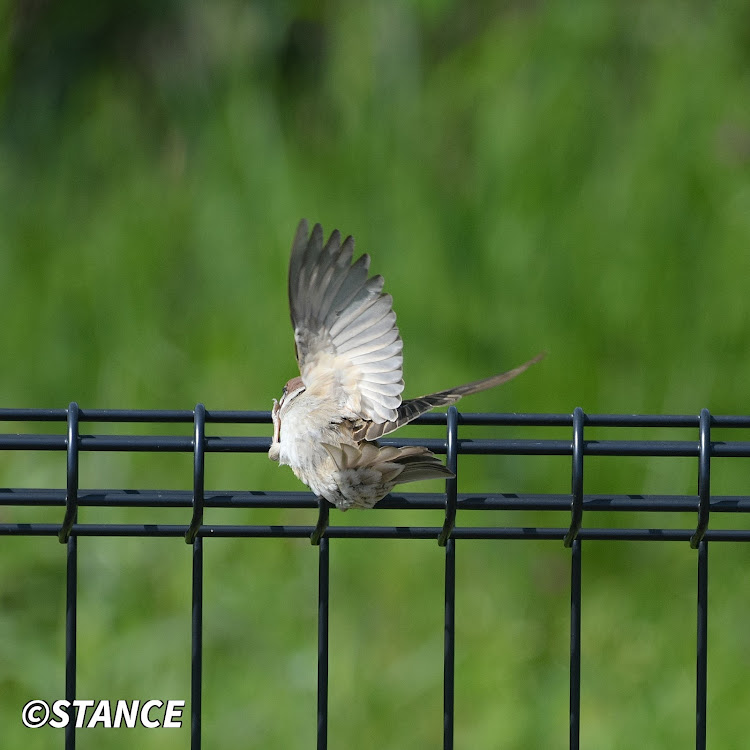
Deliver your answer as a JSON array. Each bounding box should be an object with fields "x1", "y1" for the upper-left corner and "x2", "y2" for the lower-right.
[{"x1": 2, "y1": 404, "x2": 749, "y2": 749}]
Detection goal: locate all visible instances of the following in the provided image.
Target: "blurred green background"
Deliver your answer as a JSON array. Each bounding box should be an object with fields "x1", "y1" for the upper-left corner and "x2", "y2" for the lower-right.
[{"x1": 1, "y1": 1, "x2": 750, "y2": 747}]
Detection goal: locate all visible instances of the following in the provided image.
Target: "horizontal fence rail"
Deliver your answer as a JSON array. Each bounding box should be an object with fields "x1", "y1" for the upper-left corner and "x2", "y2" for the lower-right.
[{"x1": 2, "y1": 404, "x2": 749, "y2": 749}]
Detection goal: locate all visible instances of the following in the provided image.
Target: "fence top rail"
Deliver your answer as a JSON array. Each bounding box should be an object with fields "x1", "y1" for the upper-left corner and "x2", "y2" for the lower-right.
[{"x1": 0, "y1": 407, "x2": 749, "y2": 428}]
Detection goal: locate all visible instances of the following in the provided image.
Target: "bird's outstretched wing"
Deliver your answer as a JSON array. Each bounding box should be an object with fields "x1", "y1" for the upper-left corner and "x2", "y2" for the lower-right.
[
  {"x1": 288, "y1": 219, "x2": 405, "y2": 423},
  {"x1": 351, "y1": 351, "x2": 546, "y2": 441}
]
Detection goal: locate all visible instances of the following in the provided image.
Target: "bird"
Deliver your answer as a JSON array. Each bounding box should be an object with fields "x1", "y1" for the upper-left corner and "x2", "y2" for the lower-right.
[{"x1": 268, "y1": 219, "x2": 544, "y2": 510}]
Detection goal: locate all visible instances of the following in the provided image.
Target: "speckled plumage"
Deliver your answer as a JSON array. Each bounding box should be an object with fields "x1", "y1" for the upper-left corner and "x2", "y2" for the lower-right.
[{"x1": 269, "y1": 220, "x2": 544, "y2": 510}]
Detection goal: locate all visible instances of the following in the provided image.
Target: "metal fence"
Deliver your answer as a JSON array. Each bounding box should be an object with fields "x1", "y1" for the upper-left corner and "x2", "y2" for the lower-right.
[{"x1": 2, "y1": 403, "x2": 749, "y2": 749}]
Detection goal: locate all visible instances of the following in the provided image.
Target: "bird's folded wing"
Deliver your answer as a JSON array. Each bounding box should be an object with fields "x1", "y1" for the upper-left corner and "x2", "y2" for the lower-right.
[{"x1": 288, "y1": 219, "x2": 405, "y2": 423}]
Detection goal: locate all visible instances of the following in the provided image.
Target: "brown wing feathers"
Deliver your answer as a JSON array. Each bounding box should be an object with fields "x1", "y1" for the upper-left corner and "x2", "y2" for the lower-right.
[{"x1": 353, "y1": 350, "x2": 546, "y2": 441}]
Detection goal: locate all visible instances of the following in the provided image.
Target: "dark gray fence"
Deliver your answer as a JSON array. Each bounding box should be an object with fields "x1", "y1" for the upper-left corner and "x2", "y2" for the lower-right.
[{"x1": 1, "y1": 404, "x2": 747, "y2": 749}]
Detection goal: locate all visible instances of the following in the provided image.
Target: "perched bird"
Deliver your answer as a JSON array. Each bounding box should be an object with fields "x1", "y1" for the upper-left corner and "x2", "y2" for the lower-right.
[{"x1": 269, "y1": 220, "x2": 544, "y2": 510}]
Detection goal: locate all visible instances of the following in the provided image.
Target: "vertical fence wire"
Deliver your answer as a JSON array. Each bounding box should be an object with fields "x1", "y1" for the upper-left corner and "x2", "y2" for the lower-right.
[
  {"x1": 189, "y1": 404, "x2": 206, "y2": 750},
  {"x1": 567, "y1": 408, "x2": 584, "y2": 749},
  {"x1": 64, "y1": 534, "x2": 77, "y2": 750},
  {"x1": 311, "y1": 451, "x2": 331, "y2": 746},
  {"x1": 569, "y1": 539, "x2": 581, "y2": 750},
  {"x1": 191, "y1": 538, "x2": 204, "y2": 750},
  {"x1": 696, "y1": 540, "x2": 708, "y2": 750},
  {"x1": 63, "y1": 403, "x2": 79, "y2": 750},
  {"x1": 317, "y1": 536, "x2": 330, "y2": 750},
  {"x1": 693, "y1": 407, "x2": 711, "y2": 749},
  {"x1": 443, "y1": 406, "x2": 458, "y2": 750},
  {"x1": 443, "y1": 537, "x2": 456, "y2": 750}
]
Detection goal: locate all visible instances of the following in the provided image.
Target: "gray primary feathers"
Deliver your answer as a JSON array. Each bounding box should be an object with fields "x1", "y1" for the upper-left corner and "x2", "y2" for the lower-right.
[{"x1": 288, "y1": 218, "x2": 405, "y2": 424}]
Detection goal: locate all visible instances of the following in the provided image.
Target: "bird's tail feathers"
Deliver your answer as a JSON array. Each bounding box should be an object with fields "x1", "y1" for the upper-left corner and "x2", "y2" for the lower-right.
[{"x1": 322, "y1": 442, "x2": 453, "y2": 484}]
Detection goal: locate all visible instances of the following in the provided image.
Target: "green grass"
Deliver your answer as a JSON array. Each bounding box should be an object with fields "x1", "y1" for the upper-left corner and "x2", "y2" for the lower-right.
[{"x1": 1, "y1": 2, "x2": 750, "y2": 747}]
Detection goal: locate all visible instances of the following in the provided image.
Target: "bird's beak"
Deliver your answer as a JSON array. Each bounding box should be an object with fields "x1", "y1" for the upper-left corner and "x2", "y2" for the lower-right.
[
  {"x1": 269, "y1": 399, "x2": 281, "y2": 462},
  {"x1": 271, "y1": 399, "x2": 281, "y2": 444}
]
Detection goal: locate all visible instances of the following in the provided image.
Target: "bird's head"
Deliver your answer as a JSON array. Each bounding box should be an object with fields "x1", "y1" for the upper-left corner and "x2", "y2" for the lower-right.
[{"x1": 277, "y1": 376, "x2": 306, "y2": 413}]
